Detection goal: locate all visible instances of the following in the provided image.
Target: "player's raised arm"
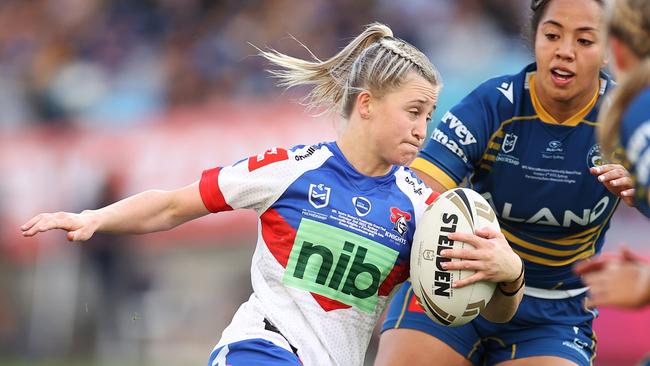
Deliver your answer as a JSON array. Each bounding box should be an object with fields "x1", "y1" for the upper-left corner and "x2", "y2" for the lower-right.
[{"x1": 20, "y1": 181, "x2": 209, "y2": 242}]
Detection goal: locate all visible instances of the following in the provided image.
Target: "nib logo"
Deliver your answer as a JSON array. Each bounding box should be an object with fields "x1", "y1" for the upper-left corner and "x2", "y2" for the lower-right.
[{"x1": 497, "y1": 82, "x2": 514, "y2": 104}]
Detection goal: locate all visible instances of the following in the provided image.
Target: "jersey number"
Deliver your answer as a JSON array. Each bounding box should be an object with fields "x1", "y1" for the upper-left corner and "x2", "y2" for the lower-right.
[{"x1": 248, "y1": 148, "x2": 289, "y2": 171}]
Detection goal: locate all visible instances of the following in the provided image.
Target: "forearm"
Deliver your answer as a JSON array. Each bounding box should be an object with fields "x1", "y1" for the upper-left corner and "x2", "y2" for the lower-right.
[
  {"x1": 85, "y1": 189, "x2": 202, "y2": 235},
  {"x1": 481, "y1": 276, "x2": 525, "y2": 323}
]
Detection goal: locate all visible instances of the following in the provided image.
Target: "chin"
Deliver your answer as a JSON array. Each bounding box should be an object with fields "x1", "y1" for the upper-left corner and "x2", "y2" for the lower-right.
[
  {"x1": 549, "y1": 89, "x2": 577, "y2": 104},
  {"x1": 395, "y1": 154, "x2": 416, "y2": 167}
]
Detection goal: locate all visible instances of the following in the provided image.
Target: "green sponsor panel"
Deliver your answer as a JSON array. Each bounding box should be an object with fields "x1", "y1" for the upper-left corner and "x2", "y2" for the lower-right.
[{"x1": 283, "y1": 218, "x2": 400, "y2": 313}]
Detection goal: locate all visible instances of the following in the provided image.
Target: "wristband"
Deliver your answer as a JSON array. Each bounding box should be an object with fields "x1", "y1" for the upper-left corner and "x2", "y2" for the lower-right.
[{"x1": 498, "y1": 257, "x2": 525, "y2": 297}]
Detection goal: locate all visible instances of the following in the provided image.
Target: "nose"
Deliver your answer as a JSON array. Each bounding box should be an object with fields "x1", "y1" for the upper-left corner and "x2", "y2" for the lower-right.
[
  {"x1": 413, "y1": 117, "x2": 427, "y2": 143},
  {"x1": 555, "y1": 38, "x2": 575, "y2": 62}
]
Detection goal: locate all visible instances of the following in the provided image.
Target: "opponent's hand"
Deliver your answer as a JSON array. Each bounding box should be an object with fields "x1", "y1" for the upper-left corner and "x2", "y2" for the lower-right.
[
  {"x1": 21, "y1": 211, "x2": 99, "y2": 242},
  {"x1": 575, "y1": 247, "x2": 650, "y2": 308},
  {"x1": 590, "y1": 164, "x2": 635, "y2": 206},
  {"x1": 440, "y1": 227, "x2": 522, "y2": 288}
]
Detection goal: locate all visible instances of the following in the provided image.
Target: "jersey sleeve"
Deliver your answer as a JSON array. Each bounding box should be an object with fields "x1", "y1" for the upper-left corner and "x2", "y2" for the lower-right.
[
  {"x1": 413, "y1": 85, "x2": 495, "y2": 188},
  {"x1": 199, "y1": 147, "x2": 293, "y2": 214}
]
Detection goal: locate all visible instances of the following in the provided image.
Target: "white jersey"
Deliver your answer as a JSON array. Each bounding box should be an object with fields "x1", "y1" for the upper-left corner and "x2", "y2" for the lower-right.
[{"x1": 200, "y1": 141, "x2": 436, "y2": 366}]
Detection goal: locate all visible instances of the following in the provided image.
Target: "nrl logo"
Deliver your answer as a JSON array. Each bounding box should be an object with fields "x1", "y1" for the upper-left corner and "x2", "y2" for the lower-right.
[
  {"x1": 309, "y1": 184, "x2": 331, "y2": 209},
  {"x1": 502, "y1": 133, "x2": 518, "y2": 154}
]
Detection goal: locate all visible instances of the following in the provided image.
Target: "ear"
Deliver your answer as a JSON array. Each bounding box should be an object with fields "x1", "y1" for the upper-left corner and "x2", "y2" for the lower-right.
[{"x1": 355, "y1": 90, "x2": 372, "y2": 120}]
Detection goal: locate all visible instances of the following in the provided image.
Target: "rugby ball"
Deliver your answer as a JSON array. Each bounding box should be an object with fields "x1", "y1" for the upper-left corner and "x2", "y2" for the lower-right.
[{"x1": 410, "y1": 187, "x2": 499, "y2": 327}]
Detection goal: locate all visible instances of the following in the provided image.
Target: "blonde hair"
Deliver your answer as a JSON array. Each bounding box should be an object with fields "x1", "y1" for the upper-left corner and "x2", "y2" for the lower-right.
[
  {"x1": 257, "y1": 23, "x2": 442, "y2": 118},
  {"x1": 606, "y1": 0, "x2": 650, "y2": 59},
  {"x1": 599, "y1": 0, "x2": 650, "y2": 158},
  {"x1": 599, "y1": 60, "x2": 650, "y2": 158}
]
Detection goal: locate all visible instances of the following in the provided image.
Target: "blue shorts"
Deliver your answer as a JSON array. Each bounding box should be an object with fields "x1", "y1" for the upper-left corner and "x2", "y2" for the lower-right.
[
  {"x1": 382, "y1": 281, "x2": 598, "y2": 366},
  {"x1": 207, "y1": 338, "x2": 302, "y2": 366}
]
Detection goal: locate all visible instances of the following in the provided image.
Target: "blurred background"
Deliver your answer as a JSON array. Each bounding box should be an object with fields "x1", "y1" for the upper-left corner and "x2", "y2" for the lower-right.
[{"x1": 0, "y1": 0, "x2": 648, "y2": 365}]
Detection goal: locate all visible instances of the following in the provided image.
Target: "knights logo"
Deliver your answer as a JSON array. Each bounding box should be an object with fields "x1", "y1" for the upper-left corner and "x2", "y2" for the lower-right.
[
  {"x1": 390, "y1": 207, "x2": 412, "y2": 237},
  {"x1": 502, "y1": 133, "x2": 518, "y2": 154},
  {"x1": 308, "y1": 184, "x2": 331, "y2": 209}
]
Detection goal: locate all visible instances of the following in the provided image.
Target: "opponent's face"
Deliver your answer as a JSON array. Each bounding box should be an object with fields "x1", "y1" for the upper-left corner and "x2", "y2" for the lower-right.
[
  {"x1": 534, "y1": 0, "x2": 605, "y2": 104},
  {"x1": 369, "y1": 72, "x2": 437, "y2": 167}
]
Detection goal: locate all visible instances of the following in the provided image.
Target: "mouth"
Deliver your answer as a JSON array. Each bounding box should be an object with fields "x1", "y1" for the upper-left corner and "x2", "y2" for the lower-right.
[{"x1": 550, "y1": 67, "x2": 575, "y2": 87}]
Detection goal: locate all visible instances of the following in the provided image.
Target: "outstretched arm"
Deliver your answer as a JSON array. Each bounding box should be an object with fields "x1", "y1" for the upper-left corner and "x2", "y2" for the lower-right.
[{"x1": 21, "y1": 181, "x2": 209, "y2": 241}]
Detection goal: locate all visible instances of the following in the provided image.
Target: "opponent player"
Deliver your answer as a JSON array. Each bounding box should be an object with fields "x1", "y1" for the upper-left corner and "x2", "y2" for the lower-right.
[
  {"x1": 573, "y1": 0, "x2": 650, "y2": 310},
  {"x1": 20, "y1": 23, "x2": 524, "y2": 366},
  {"x1": 376, "y1": 1, "x2": 634, "y2": 365}
]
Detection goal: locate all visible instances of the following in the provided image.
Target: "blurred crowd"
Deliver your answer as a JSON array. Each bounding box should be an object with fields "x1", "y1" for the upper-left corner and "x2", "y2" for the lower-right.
[{"x1": 0, "y1": 0, "x2": 530, "y2": 131}]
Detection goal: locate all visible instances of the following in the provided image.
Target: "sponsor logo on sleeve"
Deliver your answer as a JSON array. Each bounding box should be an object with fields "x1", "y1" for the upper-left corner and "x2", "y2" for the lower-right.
[
  {"x1": 404, "y1": 175, "x2": 423, "y2": 195},
  {"x1": 431, "y1": 128, "x2": 469, "y2": 163},
  {"x1": 294, "y1": 146, "x2": 317, "y2": 161},
  {"x1": 441, "y1": 111, "x2": 477, "y2": 145}
]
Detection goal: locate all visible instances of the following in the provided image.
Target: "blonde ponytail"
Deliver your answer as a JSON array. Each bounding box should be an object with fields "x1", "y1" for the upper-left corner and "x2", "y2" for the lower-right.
[
  {"x1": 257, "y1": 23, "x2": 441, "y2": 118},
  {"x1": 599, "y1": 59, "x2": 650, "y2": 159}
]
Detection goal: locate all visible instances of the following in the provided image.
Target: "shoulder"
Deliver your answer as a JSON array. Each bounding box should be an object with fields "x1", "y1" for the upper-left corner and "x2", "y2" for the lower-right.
[
  {"x1": 246, "y1": 142, "x2": 333, "y2": 173},
  {"x1": 463, "y1": 63, "x2": 532, "y2": 106},
  {"x1": 393, "y1": 167, "x2": 437, "y2": 204}
]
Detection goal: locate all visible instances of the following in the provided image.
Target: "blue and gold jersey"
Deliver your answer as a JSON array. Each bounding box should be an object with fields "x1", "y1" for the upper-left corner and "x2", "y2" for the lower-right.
[
  {"x1": 414, "y1": 63, "x2": 618, "y2": 290},
  {"x1": 619, "y1": 87, "x2": 650, "y2": 218}
]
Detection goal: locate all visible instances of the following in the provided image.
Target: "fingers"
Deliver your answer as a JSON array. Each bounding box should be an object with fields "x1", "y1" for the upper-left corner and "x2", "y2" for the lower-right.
[
  {"x1": 573, "y1": 258, "x2": 608, "y2": 275},
  {"x1": 452, "y1": 272, "x2": 486, "y2": 288},
  {"x1": 446, "y1": 231, "x2": 488, "y2": 249},
  {"x1": 474, "y1": 226, "x2": 503, "y2": 239},
  {"x1": 440, "y1": 251, "x2": 484, "y2": 267},
  {"x1": 21, "y1": 212, "x2": 79, "y2": 237},
  {"x1": 591, "y1": 164, "x2": 627, "y2": 177}
]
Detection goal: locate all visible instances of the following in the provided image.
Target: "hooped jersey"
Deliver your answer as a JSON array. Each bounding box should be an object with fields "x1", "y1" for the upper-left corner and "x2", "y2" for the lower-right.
[
  {"x1": 619, "y1": 86, "x2": 650, "y2": 217},
  {"x1": 414, "y1": 63, "x2": 618, "y2": 290},
  {"x1": 199, "y1": 141, "x2": 436, "y2": 366}
]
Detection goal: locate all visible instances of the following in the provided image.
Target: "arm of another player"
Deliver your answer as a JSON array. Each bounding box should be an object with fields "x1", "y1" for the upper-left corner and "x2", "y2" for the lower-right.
[
  {"x1": 21, "y1": 182, "x2": 209, "y2": 242},
  {"x1": 590, "y1": 164, "x2": 635, "y2": 206},
  {"x1": 440, "y1": 227, "x2": 524, "y2": 323},
  {"x1": 411, "y1": 167, "x2": 450, "y2": 193},
  {"x1": 574, "y1": 247, "x2": 650, "y2": 308}
]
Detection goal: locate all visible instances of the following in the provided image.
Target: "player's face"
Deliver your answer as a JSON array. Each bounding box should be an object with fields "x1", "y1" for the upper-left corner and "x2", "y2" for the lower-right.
[
  {"x1": 370, "y1": 72, "x2": 437, "y2": 167},
  {"x1": 534, "y1": 0, "x2": 605, "y2": 106}
]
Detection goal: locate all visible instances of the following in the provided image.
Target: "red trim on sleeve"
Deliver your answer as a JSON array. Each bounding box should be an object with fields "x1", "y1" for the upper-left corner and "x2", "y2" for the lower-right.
[
  {"x1": 199, "y1": 167, "x2": 233, "y2": 213},
  {"x1": 425, "y1": 191, "x2": 440, "y2": 205}
]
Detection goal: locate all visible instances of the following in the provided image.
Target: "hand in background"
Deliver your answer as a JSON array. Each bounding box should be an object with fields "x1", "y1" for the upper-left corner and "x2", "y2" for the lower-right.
[
  {"x1": 575, "y1": 247, "x2": 650, "y2": 309},
  {"x1": 590, "y1": 164, "x2": 635, "y2": 206}
]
